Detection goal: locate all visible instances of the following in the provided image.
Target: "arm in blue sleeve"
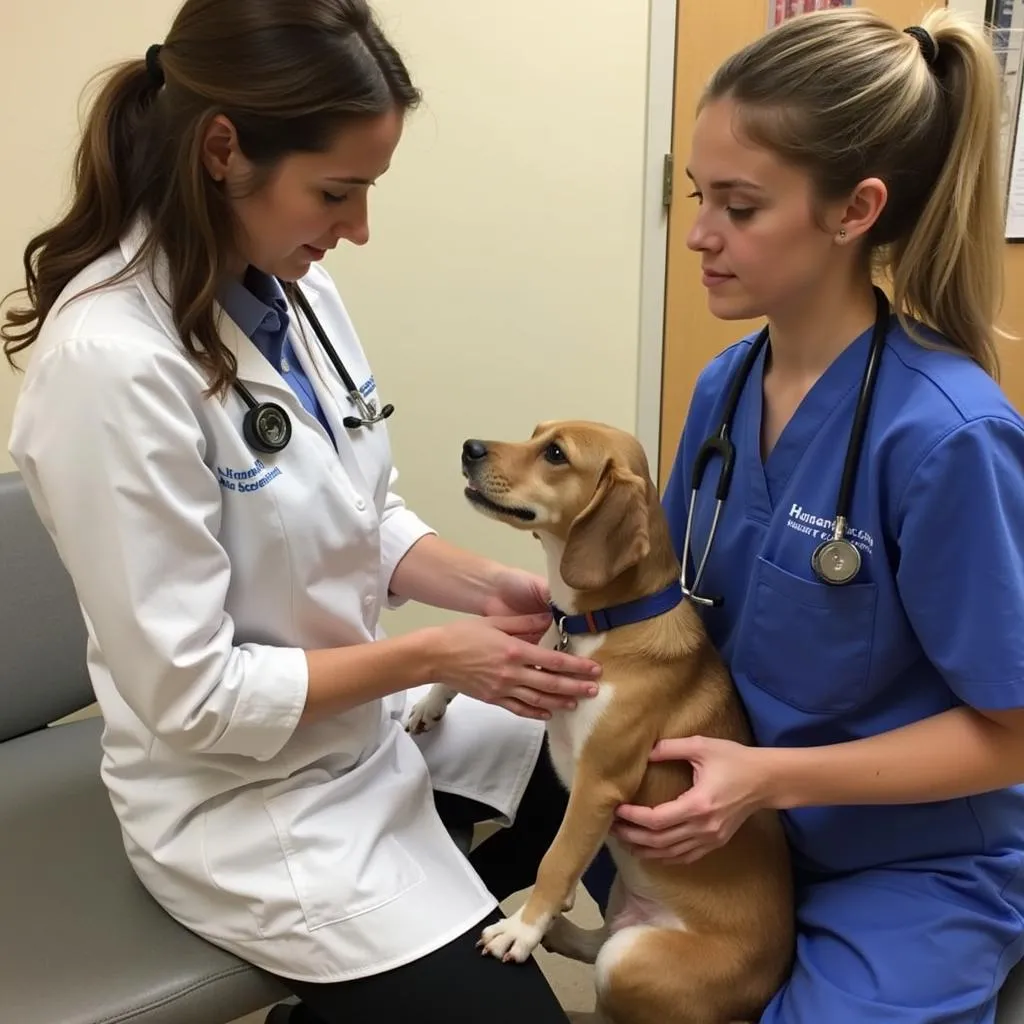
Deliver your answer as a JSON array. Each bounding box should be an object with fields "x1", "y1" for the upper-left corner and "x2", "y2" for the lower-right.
[{"x1": 895, "y1": 415, "x2": 1024, "y2": 710}]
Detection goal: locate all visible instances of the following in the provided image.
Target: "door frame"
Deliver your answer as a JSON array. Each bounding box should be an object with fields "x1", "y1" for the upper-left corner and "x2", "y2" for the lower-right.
[{"x1": 635, "y1": 0, "x2": 678, "y2": 475}]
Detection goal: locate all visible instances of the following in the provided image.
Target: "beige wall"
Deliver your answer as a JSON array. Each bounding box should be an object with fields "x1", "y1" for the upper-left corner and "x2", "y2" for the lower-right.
[{"x1": 0, "y1": 0, "x2": 652, "y2": 636}]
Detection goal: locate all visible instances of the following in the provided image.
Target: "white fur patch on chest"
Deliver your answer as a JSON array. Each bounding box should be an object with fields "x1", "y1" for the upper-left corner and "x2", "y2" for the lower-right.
[
  {"x1": 545, "y1": 631, "x2": 615, "y2": 789},
  {"x1": 537, "y1": 533, "x2": 617, "y2": 788}
]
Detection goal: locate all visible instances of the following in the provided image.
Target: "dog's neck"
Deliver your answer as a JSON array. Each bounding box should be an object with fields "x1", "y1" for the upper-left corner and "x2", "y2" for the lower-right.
[
  {"x1": 538, "y1": 520, "x2": 680, "y2": 617},
  {"x1": 540, "y1": 535, "x2": 582, "y2": 614}
]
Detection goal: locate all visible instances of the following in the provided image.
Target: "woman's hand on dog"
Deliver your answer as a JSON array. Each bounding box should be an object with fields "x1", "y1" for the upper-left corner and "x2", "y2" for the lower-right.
[
  {"x1": 611, "y1": 736, "x2": 771, "y2": 863},
  {"x1": 431, "y1": 614, "x2": 601, "y2": 721},
  {"x1": 482, "y1": 569, "x2": 552, "y2": 633}
]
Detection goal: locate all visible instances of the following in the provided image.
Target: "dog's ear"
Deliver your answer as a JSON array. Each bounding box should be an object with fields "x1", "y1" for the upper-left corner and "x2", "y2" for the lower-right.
[{"x1": 560, "y1": 461, "x2": 651, "y2": 591}]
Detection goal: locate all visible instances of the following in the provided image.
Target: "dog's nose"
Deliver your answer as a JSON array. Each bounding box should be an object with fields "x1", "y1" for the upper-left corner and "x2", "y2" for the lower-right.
[{"x1": 462, "y1": 439, "x2": 488, "y2": 462}]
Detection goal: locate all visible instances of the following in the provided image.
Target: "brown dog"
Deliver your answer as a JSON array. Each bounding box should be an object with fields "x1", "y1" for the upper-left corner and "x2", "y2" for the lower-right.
[{"x1": 408, "y1": 420, "x2": 793, "y2": 1024}]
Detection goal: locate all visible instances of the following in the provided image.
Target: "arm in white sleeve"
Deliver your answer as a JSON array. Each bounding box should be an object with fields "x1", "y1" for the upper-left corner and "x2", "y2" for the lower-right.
[
  {"x1": 378, "y1": 466, "x2": 436, "y2": 609},
  {"x1": 9, "y1": 336, "x2": 307, "y2": 760}
]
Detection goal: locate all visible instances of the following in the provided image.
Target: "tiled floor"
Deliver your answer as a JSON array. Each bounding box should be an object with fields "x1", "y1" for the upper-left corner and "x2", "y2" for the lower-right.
[{"x1": 228, "y1": 882, "x2": 600, "y2": 1023}]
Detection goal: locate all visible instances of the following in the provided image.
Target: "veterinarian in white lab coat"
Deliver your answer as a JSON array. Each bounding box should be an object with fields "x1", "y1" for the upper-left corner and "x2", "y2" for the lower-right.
[{"x1": 3, "y1": 3, "x2": 601, "y2": 1022}]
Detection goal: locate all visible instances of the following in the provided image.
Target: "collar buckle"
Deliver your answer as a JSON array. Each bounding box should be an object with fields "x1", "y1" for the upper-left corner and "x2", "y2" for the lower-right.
[{"x1": 555, "y1": 615, "x2": 570, "y2": 652}]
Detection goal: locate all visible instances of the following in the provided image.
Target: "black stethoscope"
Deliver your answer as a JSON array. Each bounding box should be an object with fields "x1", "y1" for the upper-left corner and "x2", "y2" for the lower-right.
[
  {"x1": 681, "y1": 286, "x2": 890, "y2": 606},
  {"x1": 232, "y1": 283, "x2": 394, "y2": 454}
]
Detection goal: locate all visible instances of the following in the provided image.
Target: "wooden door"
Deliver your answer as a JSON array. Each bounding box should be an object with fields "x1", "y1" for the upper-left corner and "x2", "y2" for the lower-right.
[{"x1": 657, "y1": 0, "x2": 1024, "y2": 487}]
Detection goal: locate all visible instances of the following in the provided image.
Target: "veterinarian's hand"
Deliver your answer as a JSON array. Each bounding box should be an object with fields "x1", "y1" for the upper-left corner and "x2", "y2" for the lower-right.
[
  {"x1": 483, "y1": 569, "x2": 552, "y2": 637},
  {"x1": 612, "y1": 736, "x2": 769, "y2": 864},
  {"x1": 433, "y1": 614, "x2": 601, "y2": 721}
]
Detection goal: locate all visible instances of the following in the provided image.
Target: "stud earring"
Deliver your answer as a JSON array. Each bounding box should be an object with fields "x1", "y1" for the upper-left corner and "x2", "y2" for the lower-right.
[{"x1": 836, "y1": 228, "x2": 848, "y2": 243}]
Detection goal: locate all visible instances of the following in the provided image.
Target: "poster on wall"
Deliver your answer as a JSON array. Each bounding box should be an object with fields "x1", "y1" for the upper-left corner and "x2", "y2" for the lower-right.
[
  {"x1": 768, "y1": 0, "x2": 852, "y2": 31},
  {"x1": 1006, "y1": 103, "x2": 1024, "y2": 240},
  {"x1": 985, "y1": 0, "x2": 1024, "y2": 238}
]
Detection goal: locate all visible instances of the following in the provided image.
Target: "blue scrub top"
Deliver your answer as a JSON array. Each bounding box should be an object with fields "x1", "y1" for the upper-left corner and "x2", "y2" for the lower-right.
[{"x1": 663, "y1": 315, "x2": 1024, "y2": 876}]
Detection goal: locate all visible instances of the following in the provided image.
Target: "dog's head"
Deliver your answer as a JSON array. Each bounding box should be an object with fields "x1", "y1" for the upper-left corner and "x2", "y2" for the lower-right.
[{"x1": 461, "y1": 420, "x2": 656, "y2": 591}]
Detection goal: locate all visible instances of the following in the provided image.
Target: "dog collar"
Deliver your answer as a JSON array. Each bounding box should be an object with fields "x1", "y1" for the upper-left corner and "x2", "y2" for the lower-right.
[{"x1": 549, "y1": 580, "x2": 684, "y2": 650}]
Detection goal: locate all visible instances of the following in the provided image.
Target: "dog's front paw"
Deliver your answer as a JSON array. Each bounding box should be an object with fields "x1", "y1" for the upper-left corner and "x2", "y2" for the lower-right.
[
  {"x1": 405, "y1": 685, "x2": 455, "y2": 734},
  {"x1": 478, "y1": 907, "x2": 550, "y2": 963}
]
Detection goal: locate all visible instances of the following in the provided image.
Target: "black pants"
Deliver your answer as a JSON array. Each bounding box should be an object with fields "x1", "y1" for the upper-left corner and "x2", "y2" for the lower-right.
[{"x1": 275, "y1": 742, "x2": 575, "y2": 1023}]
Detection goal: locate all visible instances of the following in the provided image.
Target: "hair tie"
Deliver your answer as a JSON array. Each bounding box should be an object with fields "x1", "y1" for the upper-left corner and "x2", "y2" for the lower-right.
[
  {"x1": 145, "y1": 43, "x2": 165, "y2": 87},
  {"x1": 903, "y1": 25, "x2": 938, "y2": 66}
]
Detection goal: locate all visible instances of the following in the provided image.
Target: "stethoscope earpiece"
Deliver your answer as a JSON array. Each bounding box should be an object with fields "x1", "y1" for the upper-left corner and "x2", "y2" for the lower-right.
[{"x1": 342, "y1": 402, "x2": 395, "y2": 430}]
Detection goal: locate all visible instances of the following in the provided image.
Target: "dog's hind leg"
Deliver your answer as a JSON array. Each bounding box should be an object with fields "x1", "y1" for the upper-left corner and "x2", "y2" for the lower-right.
[
  {"x1": 543, "y1": 872, "x2": 627, "y2": 964},
  {"x1": 542, "y1": 914, "x2": 608, "y2": 964},
  {"x1": 595, "y1": 927, "x2": 775, "y2": 1024}
]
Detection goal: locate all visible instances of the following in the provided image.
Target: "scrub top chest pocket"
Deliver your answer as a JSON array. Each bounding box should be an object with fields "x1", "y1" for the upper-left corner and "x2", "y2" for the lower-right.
[{"x1": 735, "y1": 555, "x2": 879, "y2": 714}]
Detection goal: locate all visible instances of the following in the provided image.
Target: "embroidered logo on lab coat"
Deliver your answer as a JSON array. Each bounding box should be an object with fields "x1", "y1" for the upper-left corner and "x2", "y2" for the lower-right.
[
  {"x1": 787, "y1": 503, "x2": 875, "y2": 555},
  {"x1": 359, "y1": 375, "x2": 378, "y2": 414},
  {"x1": 216, "y1": 458, "x2": 283, "y2": 494}
]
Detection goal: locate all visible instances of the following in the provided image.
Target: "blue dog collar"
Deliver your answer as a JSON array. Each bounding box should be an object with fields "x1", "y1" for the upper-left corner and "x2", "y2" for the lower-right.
[{"x1": 550, "y1": 580, "x2": 684, "y2": 647}]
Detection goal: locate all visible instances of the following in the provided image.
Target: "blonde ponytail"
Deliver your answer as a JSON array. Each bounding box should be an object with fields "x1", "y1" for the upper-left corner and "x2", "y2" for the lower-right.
[
  {"x1": 702, "y1": 6, "x2": 1007, "y2": 378},
  {"x1": 889, "y1": 8, "x2": 1006, "y2": 379}
]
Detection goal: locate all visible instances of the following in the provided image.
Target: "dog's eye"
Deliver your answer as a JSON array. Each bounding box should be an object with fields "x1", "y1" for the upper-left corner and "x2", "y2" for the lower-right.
[{"x1": 544, "y1": 442, "x2": 568, "y2": 465}]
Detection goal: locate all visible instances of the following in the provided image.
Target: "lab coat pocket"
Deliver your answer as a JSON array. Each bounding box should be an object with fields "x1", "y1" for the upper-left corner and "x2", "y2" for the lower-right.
[
  {"x1": 264, "y1": 758, "x2": 426, "y2": 931},
  {"x1": 738, "y1": 555, "x2": 878, "y2": 713}
]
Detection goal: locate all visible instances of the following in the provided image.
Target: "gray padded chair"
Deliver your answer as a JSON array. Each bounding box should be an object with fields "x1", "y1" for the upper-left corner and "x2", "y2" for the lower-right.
[{"x1": 0, "y1": 469, "x2": 472, "y2": 1024}]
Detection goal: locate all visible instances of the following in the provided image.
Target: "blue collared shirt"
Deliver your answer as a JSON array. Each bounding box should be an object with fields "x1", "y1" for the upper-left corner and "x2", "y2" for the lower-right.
[{"x1": 219, "y1": 267, "x2": 335, "y2": 444}]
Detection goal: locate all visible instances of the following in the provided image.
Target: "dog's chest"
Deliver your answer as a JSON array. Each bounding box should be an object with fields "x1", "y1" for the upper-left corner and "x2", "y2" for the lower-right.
[{"x1": 543, "y1": 628, "x2": 614, "y2": 788}]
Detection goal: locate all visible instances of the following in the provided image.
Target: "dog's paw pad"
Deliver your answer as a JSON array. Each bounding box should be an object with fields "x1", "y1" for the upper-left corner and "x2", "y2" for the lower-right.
[
  {"x1": 478, "y1": 911, "x2": 546, "y2": 963},
  {"x1": 405, "y1": 699, "x2": 446, "y2": 735}
]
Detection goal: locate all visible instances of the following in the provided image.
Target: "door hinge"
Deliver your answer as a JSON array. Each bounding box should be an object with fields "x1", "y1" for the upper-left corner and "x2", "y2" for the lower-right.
[{"x1": 662, "y1": 153, "x2": 674, "y2": 208}]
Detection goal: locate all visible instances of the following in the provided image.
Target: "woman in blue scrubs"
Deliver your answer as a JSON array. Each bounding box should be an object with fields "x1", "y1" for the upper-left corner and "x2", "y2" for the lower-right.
[{"x1": 605, "y1": 7, "x2": 1024, "y2": 1023}]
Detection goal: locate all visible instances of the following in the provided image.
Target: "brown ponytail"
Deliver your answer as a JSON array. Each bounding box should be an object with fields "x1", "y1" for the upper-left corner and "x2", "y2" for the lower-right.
[
  {"x1": 2, "y1": 58, "x2": 161, "y2": 361},
  {"x1": 2, "y1": 0, "x2": 420, "y2": 396}
]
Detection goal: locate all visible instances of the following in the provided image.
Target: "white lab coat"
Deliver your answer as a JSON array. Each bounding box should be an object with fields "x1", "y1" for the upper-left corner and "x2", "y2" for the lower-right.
[{"x1": 7, "y1": 220, "x2": 545, "y2": 982}]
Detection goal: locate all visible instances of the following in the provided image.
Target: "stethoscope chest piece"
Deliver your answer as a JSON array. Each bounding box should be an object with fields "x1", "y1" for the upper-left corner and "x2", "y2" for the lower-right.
[
  {"x1": 242, "y1": 398, "x2": 292, "y2": 454},
  {"x1": 229, "y1": 281, "x2": 396, "y2": 456},
  {"x1": 811, "y1": 535, "x2": 861, "y2": 585}
]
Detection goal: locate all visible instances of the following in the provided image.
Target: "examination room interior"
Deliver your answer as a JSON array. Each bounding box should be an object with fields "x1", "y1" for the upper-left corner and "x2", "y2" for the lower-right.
[{"x1": 2, "y1": 0, "x2": 1022, "y2": 1020}]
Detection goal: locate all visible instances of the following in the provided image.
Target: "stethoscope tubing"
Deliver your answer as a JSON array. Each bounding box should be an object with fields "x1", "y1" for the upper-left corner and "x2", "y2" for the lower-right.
[
  {"x1": 681, "y1": 286, "x2": 890, "y2": 602},
  {"x1": 232, "y1": 280, "x2": 394, "y2": 452}
]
